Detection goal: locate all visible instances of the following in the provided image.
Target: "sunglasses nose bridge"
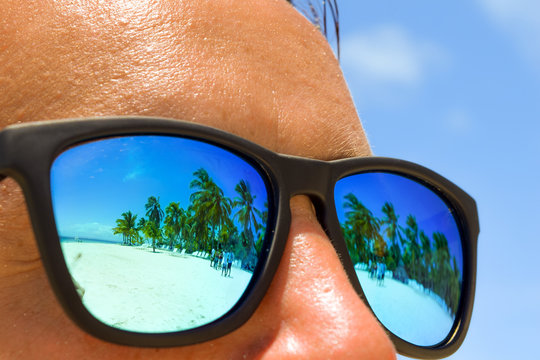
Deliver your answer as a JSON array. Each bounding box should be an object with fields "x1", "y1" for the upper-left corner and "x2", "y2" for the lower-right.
[
  {"x1": 276, "y1": 154, "x2": 340, "y2": 256},
  {"x1": 278, "y1": 154, "x2": 333, "y2": 205}
]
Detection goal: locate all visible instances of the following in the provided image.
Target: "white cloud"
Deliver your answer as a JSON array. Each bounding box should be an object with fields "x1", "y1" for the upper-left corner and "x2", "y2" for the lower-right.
[
  {"x1": 477, "y1": 0, "x2": 540, "y2": 68},
  {"x1": 123, "y1": 170, "x2": 141, "y2": 182},
  {"x1": 122, "y1": 167, "x2": 144, "y2": 182},
  {"x1": 341, "y1": 25, "x2": 447, "y2": 85},
  {"x1": 62, "y1": 222, "x2": 118, "y2": 241}
]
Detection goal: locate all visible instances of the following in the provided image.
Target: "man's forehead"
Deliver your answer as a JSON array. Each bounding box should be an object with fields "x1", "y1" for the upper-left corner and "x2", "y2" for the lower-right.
[{"x1": 0, "y1": 0, "x2": 370, "y2": 160}]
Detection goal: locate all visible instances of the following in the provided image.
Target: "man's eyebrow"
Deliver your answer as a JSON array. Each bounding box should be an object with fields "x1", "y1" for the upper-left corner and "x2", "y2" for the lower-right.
[{"x1": 287, "y1": 0, "x2": 340, "y2": 58}]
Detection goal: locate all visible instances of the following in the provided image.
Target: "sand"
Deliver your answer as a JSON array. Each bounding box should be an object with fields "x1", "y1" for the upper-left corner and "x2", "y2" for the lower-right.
[
  {"x1": 61, "y1": 242, "x2": 454, "y2": 345},
  {"x1": 355, "y1": 268, "x2": 454, "y2": 346},
  {"x1": 61, "y1": 242, "x2": 253, "y2": 333}
]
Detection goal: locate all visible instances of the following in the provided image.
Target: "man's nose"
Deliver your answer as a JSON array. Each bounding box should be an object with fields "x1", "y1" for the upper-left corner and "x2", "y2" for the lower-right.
[{"x1": 238, "y1": 195, "x2": 396, "y2": 359}]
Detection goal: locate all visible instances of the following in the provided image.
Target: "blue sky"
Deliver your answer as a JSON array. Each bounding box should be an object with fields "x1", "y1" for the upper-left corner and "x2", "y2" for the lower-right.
[
  {"x1": 51, "y1": 136, "x2": 268, "y2": 241},
  {"x1": 337, "y1": 0, "x2": 540, "y2": 358}
]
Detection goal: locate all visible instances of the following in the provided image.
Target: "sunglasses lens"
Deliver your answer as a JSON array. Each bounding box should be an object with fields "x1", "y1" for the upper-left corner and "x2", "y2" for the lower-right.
[
  {"x1": 335, "y1": 172, "x2": 463, "y2": 346},
  {"x1": 50, "y1": 136, "x2": 270, "y2": 333}
]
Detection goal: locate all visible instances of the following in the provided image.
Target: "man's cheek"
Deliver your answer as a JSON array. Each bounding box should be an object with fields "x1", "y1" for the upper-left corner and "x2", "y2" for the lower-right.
[{"x1": 0, "y1": 179, "x2": 42, "y2": 277}]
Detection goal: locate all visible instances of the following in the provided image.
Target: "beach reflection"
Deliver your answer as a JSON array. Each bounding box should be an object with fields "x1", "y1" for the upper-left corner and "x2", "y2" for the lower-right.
[
  {"x1": 51, "y1": 135, "x2": 270, "y2": 333},
  {"x1": 62, "y1": 241, "x2": 254, "y2": 332},
  {"x1": 335, "y1": 172, "x2": 463, "y2": 346}
]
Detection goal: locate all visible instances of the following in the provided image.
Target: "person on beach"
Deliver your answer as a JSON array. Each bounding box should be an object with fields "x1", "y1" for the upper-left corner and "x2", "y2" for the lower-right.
[
  {"x1": 377, "y1": 261, "x2": 386, "y2": 286},
  {"x1": 213, "y1": 251, "x2": 218, "y2": 269},
  {"x1": 0, "y1": 0, "x2": 397, "y2": 359},
  {"x1": 216, "y1": 251, "x2": 223, "y2": 270},
  {"x1": 221, "y1": 252, "x2": 229, "y2": 276},
  {"x1": 369, "y1": 259, "x2": 377, "y2": 279},
  {"x1": 210, "y1": 248, "x2": 216, "y2": 268},
  {"x1": 227, "y1": 251, "x2": 234, "y2": 277}
]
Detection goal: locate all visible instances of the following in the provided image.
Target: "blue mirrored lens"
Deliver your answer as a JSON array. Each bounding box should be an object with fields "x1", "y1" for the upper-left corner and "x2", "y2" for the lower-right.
[
  {"x1": 51, "y1": 136, "x2": 269, "y2": 333},
  {"x1": 335, "y1": 172, "x2": 463, "y2": 346}
]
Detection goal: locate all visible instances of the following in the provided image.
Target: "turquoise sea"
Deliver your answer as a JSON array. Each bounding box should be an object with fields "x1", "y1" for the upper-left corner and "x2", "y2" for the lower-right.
[{"x1": 59, "y1": 236, "x2": 120, "y2": 245}]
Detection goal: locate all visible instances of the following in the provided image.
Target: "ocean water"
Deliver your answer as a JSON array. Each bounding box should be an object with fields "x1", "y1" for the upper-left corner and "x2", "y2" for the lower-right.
[{"x1": 59, "y1": 236, "x2": 120, "y2": 245}]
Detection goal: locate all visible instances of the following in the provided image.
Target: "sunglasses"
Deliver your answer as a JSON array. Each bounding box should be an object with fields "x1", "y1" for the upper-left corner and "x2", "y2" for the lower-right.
[{"x1": 0, "y1": 117, "x2": 478, "y2": 359}]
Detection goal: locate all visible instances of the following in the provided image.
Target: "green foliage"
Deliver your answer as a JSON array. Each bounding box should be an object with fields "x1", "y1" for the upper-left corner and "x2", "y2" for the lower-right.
[
  {"x1": 164, "y1": 202, "x2": 185, "y2": 250},
  {"x1": 112, "y1": 210, "x2": 138, "y2": 245},
  {"x1": 143, "y1": 216, "x2": 162, "y2": 253},
  {"x1": 343, "y1": 193, "x2": 384, "y2": 264},
  {"x1": 385, "y1": 253, "x2": 397, "y2": 271},
  {"x1": 340, "y1": 193, "x2": 462, "y2": 317},
  {"x1": 112, "y1": 167, "x2": 267, "y2": 272},
  {"x1": 145, "y1": 196, "x2": 164, "y2": 227},
  {"x1": 144, "y1": 196, "x2": 165, "y2": 252}
]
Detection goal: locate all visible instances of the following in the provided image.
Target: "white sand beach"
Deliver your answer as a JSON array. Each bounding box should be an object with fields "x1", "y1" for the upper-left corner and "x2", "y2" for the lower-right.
[
  {"x1": 61, "y1": 242, "x2": 253, "y2": 333},
  {"x1": 61, "y1": 242, "x2": 454, "y2": 343},
  {"x1": 355, "y1": 269, "x2": 454, "y2": 346}
]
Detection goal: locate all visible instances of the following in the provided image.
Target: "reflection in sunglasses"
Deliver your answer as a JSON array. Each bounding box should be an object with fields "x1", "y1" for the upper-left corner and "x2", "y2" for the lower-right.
[
  {"x1": 335, "y1": 172, "x2": 463, "y2": 346},
  {"x1": 51, "y1": 136, "x2": 270, "y2": 333}
]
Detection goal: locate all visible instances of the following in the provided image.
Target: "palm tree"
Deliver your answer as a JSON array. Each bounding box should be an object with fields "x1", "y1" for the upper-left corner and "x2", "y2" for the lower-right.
[
  {"x1": 205, "y1": 183, "x2": 232, "y2": 252},
  {"x1": 403, "y1": 215, "x2": 421, "y2": 280},
  {"x1": 217, "y1": 217, "x2": 237, "y2": 255},
  {"x1": 190, "y1": 168, "x2": 211, "y2": 195},
  {"x1": 448, "y1": 256, "x2": 461, "y2": 316},
  {"x1": 143, "y1": 219, "x2": 162, "y2": 253},
  {"x1": 189, "y1": 168, "x2": 216, "y2": 251},
  {"x1": 342, "y1": 193, "x2": 383, "y2": 264},
  {"x1": 164, "y1": 202, "x2": 185, "y2": 250},
  {"x1": 233, "y1": 179, "x2": 260, "y2": 270},
  {"x1": 341, "y1": 223, "x2": 360, "y2": 264},
  {"x1": 381, "y1": 202, "x2": 399, "y2": 244},
  {"x1": 145, "y1": 196, "x2": 164, "y2": 227},
  {"x1": 112, "y1": 211, "x2": 138, "y2": 245},
  {"x1": 135, "y1": 217, "x2": 147, "y2": 245},
  {"x1": 145, "y1": 196, "x2": 164, "y2": 252},
  {"x1": 112, "y1": 218, "x2": 128, "y2": 244},
  {"x1": 190, "y1": 168, "x2": 234, "y2": 252},
  {"x1": 183, "y1": 204, "x2": 210, "y2": 253},
  {"x1": 419, "y1": 230, "x2": 432, "y2": 288},
  {"x1": 381, "y1": 202, "x2": 401, "y2": 270},
  {"x1": 432, "y1": 231, "x2": 451, "y2": 296},
  {"x1": 189, "y1": 169, "x2": 215, "y2": 214},
  {"x1": 253, "y1": 202, "x2": 268, "y2": 255},
  {"x1": 432, "y1": 230, "x2": 464, "y2": 315},
  {"x1": 433, "y1": 231, "x2": 450, "y2": 279}
]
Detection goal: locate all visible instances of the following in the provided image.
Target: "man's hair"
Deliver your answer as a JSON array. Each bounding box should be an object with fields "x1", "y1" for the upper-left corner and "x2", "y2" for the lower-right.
[{"x1": 287, "y1": 0, "x2": 340, "y2": 58}]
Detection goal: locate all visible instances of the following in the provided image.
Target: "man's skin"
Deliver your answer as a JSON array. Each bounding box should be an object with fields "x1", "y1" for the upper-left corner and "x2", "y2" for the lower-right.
[{"x1": 0, "y1": 0, "x2": 396, "y2": 358}]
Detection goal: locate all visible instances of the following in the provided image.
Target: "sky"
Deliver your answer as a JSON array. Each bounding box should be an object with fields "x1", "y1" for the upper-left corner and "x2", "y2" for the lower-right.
[
  {"x1": 50, "y1": 136, "x2": 268, "y2": 242},
  {"x1": 337, "y1": 0, "x2": 540, "y2": 359}
]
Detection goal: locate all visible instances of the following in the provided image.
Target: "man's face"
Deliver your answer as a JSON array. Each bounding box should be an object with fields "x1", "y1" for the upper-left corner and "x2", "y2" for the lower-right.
[{"x1": 0, "y1": 1, "x2": 395, "y2": 358}]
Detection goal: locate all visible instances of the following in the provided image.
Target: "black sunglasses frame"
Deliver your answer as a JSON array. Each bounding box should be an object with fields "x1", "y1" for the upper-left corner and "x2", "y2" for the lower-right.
[{"x1": 0, "y1": 116, "x2": 478, "y2": 359}]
